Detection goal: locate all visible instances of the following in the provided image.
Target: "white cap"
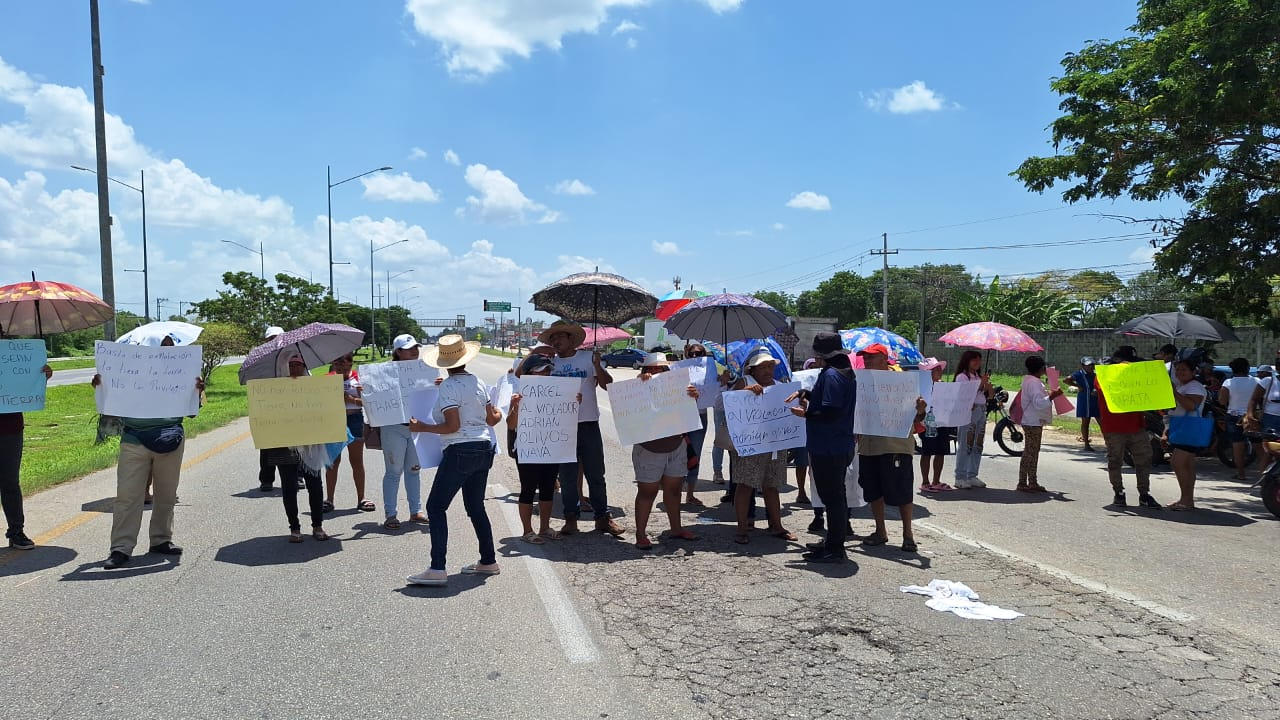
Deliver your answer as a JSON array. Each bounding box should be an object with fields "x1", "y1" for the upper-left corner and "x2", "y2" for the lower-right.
[
  {"x1": 392, "y1": 334, "x2": 419, "y2": 352},
  {"x1": 264, "y1": 325, "x2": 284, "y2": 339}
]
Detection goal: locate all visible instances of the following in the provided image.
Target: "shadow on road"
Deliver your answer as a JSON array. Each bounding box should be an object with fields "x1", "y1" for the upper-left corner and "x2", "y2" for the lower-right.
[
  {"x1": 80, "y1": 497, "x2": 113, "y2": 512},
  {"x1": 1104, "y1": 504, "x2": 1255, "y2": 527},
  {"x1": 921, "y1": 488, "x2": 1072, "y2": 505},
  {"x1": 61, "y1": 554, "x2": 179, "y2": 580},
  {"x1": 393, "y1": 574, "x2": 495, "y2": 598},
  {"x1": 214, "y1": 536, "x2": 344, "y2": 565},
  {"x1": 344, "y1": 521, "x2": 430, "y2": 541},
  {"x1": 0, "y1": 545, "x2": 78, "y2": 577}
]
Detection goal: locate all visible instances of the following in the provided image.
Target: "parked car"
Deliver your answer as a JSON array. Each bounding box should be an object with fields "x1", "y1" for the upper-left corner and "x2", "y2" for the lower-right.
[{"x1": 601, "y1": 347, "x2": 647, "y2": 369}]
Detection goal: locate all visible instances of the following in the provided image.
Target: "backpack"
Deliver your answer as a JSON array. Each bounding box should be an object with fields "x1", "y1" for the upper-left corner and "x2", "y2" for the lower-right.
[{"x1": 1009, "y1": 391, "x2": 1024, "y2": 425}]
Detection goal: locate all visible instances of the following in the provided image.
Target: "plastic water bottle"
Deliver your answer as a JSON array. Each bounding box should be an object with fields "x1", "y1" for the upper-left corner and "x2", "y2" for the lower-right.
[{"x1": 925, "y1": 409, "x2": 938, "y2": 438}]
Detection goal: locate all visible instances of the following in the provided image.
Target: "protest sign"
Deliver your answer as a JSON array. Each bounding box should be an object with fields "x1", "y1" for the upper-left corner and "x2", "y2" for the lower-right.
[
  {"x1": 608, "y1": 367, "x2": 703, "y2": 446},
  {"x1": 930, "y1": 380, "x2": 982, "y2": 427},
  {"x1": 672, "y1": 356, "x2": 721, "y2": 410},
  {"x1": 853, "y1": 369, "x2": 921, "y2": 438},
  {"x1": 0, "y1": 339, "x2": 48, "y2": 412},
  {"x1": 407, "y1": 388, "x2": 443, "y2": 468},
  {"x1": 359, "y1": 360, "x2": 440, "y2": 426},
  {"x1": 1095, "y1": 360, "x2": 1175, "y2": 412},
  {"x1": 791, "y1": 369, "x2": 821, "y2": 392},
  {"x1": 514, "y1": 376, "x2": 580, "y2": 463},
  {"x1": 1045, "y1": 367, "x2": 1075, "y2": 415},
  {"x1": 916, "y1": 370, "x2": 933, "y2": 407},
  {"x1": 94, "y1": 340, "x2": 203, "y2": 418},
  {"x1": 491, "y1": 374, "x2": 516, "y2": 417},
  {"x1": 722, "y1": 381, "x2": 806, "y2": 456},
  {"x1": 247, "y1": 375, "x2": 346, "y2": 448}
]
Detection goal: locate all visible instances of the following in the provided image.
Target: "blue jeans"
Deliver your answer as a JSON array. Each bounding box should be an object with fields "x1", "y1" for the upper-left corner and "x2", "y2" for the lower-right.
[
  {"x1": 427, "y1": 441, "x2": 496, "y2": 571},
  {"x1": 381, "y1": 424, "x2": 421, "y2": 519},
  {"x1": 953, "y1": 406, "x2": 988, "y2": 481},
  {"x1": 558, "y1": 422, "x2": 609, "y2": 520},
  {"x1": 684, "y1": 411, "x2": 708, "y2": 489}
]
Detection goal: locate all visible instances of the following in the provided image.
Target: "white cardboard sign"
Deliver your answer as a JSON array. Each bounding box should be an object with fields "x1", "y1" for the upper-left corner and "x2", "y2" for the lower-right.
[
  {"x1": 607, "y1": 367, "x2": 703, "y2": 446},
  {"x1": 929, "y1": 380, "x2": 983, "y2": 428},
  {"x1": 853, "y1": 369, "x2": 920, "y2": 438},
  {"x1": 359, "y1": 360, "x2": 440, "y2": 427},
  {"x1": 94, "y1": 341, "x2": 202, "y2": 418},
  {"x1": 722, "y1": 381, "x2": 806, "y2": 456},
  {"x1": 514, "y1": 376, "x2": 580, "y2": 464},
  {"x1": 671, "y1": 356, "x2": 720, "y2": 411}
]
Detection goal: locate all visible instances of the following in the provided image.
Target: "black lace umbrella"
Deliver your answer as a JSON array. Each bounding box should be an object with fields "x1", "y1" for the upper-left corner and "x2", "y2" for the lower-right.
[{"x1": 530, "y1": 271, "x2": 658, "y2": 329}]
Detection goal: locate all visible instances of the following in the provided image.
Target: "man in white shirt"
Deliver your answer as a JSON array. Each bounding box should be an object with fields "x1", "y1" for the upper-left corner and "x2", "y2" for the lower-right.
[{"x1": 540, "y1": 321, "x2": 625, "y2": 536}]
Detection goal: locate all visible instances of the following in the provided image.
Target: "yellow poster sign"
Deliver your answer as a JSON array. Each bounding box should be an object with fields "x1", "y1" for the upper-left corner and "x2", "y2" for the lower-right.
[
  {"x1": 247, "y1": 375, "x2": 346, "y2": 449},
  {"x1": 1094, "y1": 360, "x2": 1175, "y2": 413}
]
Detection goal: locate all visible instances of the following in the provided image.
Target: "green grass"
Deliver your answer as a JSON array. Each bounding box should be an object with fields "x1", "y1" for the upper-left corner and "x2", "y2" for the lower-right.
[
  {"x1": 48, "y1": 357, "x2": 96, "y2": 370},
  {"x1": 19, "y1": 364, "x2": 249, "y2": 495},
  {"x1": 479, "y1": 347, "x2": 518, "y2": 359}
]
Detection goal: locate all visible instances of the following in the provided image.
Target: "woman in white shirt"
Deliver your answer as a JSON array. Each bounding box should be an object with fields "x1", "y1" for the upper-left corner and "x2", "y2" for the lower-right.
[
  {"x1": 1017, "y1": 356, "x2": 1064, "y2": 493},
  {"x1": 1162, "y1": 359, "x2": 1208, "y2": 510},
  {"x1": 1218, "y1": 357, "x2": 1258, "y2": 481},
  {"x1": 1250, "y1": 365, "x2": 1280, "y2": 435}
]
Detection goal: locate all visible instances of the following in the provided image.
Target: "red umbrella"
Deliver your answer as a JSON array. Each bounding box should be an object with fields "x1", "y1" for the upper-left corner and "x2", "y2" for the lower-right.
[
  {"x1": 938, "y1": 322, "x2": 1042, "y2": 352},
  {"x1": 0, "y1": 277, "x2": 114, "y2": 337},
  {"x1": 654, "y1": 288, "x2": 708, "y2": 321},
  {"x1": 578, "y1": 326, "x2": 632, "y2": 348}
]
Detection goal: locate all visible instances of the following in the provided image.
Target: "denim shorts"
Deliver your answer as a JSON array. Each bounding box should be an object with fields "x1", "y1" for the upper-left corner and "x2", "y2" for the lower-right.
[{"x1": 346, "y1": 413, "x2": 365, "y2": 440}]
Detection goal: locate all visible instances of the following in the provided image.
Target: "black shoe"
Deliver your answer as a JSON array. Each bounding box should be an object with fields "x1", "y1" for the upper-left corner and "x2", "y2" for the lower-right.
[
  {"x1": 807, "y1": 518, "x2": 825, "y2": 533},
  {"x1": 7, "y1": 533, "x2": 34, "y2": 550},
  {"x1": 296, "y1": 478, "x2": 305, "y2": 489},
  {"x1": 804, "y1": 541, "x2": 832, "y2": 551},
  {"x1": 259, "y1": 483, "x2": 275, "y2": 492},
  {"x1": 795, "y1": 495, "x2": 811, "y2": 505},
  {"x1": 802, "y1": 550, "x2": 845, "y2": 563},
  {"x1": 1138, "y1": 494, "x2": 1162, "y2": 509},
  {"x1": 1113, "y1": 492, "x2": 1128, "y2": 507},
  {"x1": 149, "y1": 542, "x2": 183, "y2": 555},
  {"x1": 103, "y1": 551, "x2": 130, "y2": 569}
]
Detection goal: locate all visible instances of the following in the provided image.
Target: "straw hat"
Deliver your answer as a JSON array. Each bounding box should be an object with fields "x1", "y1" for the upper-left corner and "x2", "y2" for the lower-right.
[
  {"x1": 640, "y1": 352, "x2": 671, "y2": 369},
  {"x1": 423, "y1": 334, "x2": 481, "y2": 369},
  {"x1": 537, "y1": 320, "x2": 587, "y2": 347}
]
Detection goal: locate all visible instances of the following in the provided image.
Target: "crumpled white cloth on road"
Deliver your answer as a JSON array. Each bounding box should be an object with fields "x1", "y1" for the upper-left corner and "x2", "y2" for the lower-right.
[{"x1": 899, "y1": 579, "x2": 1024, "y2": 620}]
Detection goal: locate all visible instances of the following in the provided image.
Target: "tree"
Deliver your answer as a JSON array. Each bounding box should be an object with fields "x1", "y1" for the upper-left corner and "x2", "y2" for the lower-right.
[
  {"x1": 946, "y1": 276, "x2": 1082, "y2": 331},
  {"x1": 190, "y1": 271, "x2": 272, "y2": 335},
  {"x1": 795, "y1": 271, "x2": 875, "y2": 328},
  {"x1": 1066, "y1": 270, "x2": 1124, "y2": 325},
  {"x1": 194, "y1": 322, "x2": 253, "y2": 382},
  {"x1": 1014, "y1": 0, "x2": 1280, "y2": 325},
  {"x1": 751, "y1": 291, "x2": 797, "y2": 317}
]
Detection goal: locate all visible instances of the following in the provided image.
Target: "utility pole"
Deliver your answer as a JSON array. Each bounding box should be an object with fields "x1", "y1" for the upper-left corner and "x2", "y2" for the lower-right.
[
  {"x1": 870, "y1": 232, "x2": 897, "y2": 328},
  {"x1": 90, "y1": 0, "x2": 115, "y2": 339}
]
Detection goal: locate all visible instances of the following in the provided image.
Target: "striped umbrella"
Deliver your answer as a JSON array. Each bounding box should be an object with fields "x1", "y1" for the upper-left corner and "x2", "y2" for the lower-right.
[
  {"x1": 937, "y1": 322, "x2": 1042, "y2": 352},
  {"x1": 0, "y1": 278, "x2": 114, "y2": 337},
  {"x1": 654, "y1": 288, "x2": 708, "y2": 321}
]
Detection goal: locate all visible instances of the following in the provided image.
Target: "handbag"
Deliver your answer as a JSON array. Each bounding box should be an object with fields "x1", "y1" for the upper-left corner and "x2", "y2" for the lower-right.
[
  {"x1": 1168, "y1": 393, "x2": 1212, "y2": 447},
  {"x1": 363, "y1": 423, "x2": 382, "y2": 450}
]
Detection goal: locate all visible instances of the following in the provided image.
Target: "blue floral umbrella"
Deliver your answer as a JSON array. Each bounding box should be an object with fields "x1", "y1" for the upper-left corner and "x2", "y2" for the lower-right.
[{"x1": 838, "y1": 327, "x2": 924, "y2": 365}]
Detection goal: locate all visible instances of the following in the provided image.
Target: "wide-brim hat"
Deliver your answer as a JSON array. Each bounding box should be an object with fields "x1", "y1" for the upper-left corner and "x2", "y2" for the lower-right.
[
  {"x1": 423, "y1": 334, "x2": 482, "y2": 369},
  {"x1": 537, "y1": 320, "x2": 587, "y2": 347},
  {"x1": 918, "y1": 357, "x2": 947, "y2": 371},
  {"x1": 640, "y1": 352, "x2": 671, "y2": 369},
  {"x1": 745, "y1": 349, "x2": 777, "y2": 370},
  {"x1": 812, "y1": 331, "x2": 846, "y2": 359}
]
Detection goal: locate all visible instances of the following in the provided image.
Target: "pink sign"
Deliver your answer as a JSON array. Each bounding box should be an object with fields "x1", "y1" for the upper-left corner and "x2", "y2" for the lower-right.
[{"x1": 1046, "y1": 367, "x2": 1075, "y2": 415}]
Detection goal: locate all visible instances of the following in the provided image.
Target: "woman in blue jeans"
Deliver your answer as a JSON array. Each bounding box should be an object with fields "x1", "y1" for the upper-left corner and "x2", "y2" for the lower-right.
[
  {"x1": 406, "y1": 335, "x2": 503, "y2": 587},
  {"x1": 381, "y1": 334, "x2": 428, "y2": 529}
]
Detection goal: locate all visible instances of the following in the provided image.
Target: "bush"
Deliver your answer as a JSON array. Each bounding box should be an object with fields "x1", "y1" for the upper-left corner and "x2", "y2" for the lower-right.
[{"x1": 195, "y1": 322, "x2": 254, "y2": 382}]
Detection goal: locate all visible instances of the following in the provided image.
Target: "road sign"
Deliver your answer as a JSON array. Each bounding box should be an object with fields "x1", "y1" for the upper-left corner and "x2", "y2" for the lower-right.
[{"x1": 483, "y1": 300, "x2": 512, "y2": 312}]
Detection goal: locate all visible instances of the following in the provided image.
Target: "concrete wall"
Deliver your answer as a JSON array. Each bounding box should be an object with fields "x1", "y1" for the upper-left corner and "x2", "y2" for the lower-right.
[{"x1": 790, "y1": 317, "x2": 838, "y2": 365}]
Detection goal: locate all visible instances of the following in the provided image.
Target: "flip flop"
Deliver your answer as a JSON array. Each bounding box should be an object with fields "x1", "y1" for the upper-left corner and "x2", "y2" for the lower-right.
[
  {"x1": 733, "y1": 533, "x2": 750, "y2": 545},
  {"x1": 1165, "y1": 501, "x2": 1196, "y2": 511},
  {"x1": 685, "y1": 498, "x2": 706, "y2": 508},
  {"x1": 522, "y1": 532, "x2": 546, "y2": 545},
  {"x1": 769, "y1": 529, "x2": 797, "y2": 541},
  {"x1": 932, "y1": 483, "x2": 953, "y2": 492},
  {"x1": 288, "y1": 532, "x2": 303, "y2": 544},
  {"x1": 636, "y1": 536, "x2": 653, "y2": 550},
  {"x1": 919, "y1": 485, "x2": 936, "y2": 494},
  {"x1": 384, "y1": 518, "x2": 401, "y2": 530},
  {"x1": 358, "y1": 500, "x2": 376, "y2": 512},
  {"x1": 862, "y1": 534, "x2": 889, "y2": 547},
  {"x1": 321, "y1": 501, "x2": 334, "y2": 513},
  {"x1": 671, "y1": 529, "x2": 700, "y2": 541},
  {"x1": 312, "y1": 528, "x2": 329, "y2": 541},
  {"x1": 539, "y1": 529, "x2": 563, "y2": 541}
]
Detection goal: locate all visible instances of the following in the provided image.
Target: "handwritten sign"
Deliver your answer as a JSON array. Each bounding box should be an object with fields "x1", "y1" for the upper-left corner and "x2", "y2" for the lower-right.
[
  {"x1": 791, "y1": 369, "x2": 821, "y2": 392},
  {"x1": 95, "y1": 340, "x2": 203, "y2": 418},
  {"x1": 0, "y1": 339, "x2": 48, "y2": 412},
  {"x1": 514, "y1": 376, "x2": 580, "y2": 463},
  {"x1": 722, "y1": 381, "x2": 806, "y2": 456},
  {"x1": 358, "y1": 360, "x2": 440, "y2": 427},
  {"x1": 853, "y1": 369, "x2": 920, "y2": 438},
  {"x1": 247, "y1": 374, "x2": 346, "y2": 448},
  {"x1": 917, "y1": 370, "x2": 934, "y2": 407},
  {"x1": 491, "y1": 374, "x2": 517, "y2": 417},
  {"x1": 608, "y1": 367, "x2": 703, "y2": 446},
  {"x1": 1045, "y1": 367, "x2": 1075, "y2": 415},
  {"x1": 1095, "y1": 360, "x2": 1175, "y2": 413},
  {"x1": 672, "y1": 356, "x2": 720, "y2": 410},
  {"x1": 930, "y1": 381, "x2": 982, "y2": 427}
]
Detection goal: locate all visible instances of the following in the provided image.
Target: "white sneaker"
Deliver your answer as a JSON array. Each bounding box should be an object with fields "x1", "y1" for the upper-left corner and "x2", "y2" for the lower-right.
[
  {"x1": 406, "y1": 568, "x2": 448, "y2": 586},
  {"x1": 969, "y1": 477, "x2": 987, "y2": 488},
  {"x1": 953, "y1": 478, "x2": 972, "y2": 489},
  {"x1": 461, "y1": 562, "x2": 501, "y2": 576}
]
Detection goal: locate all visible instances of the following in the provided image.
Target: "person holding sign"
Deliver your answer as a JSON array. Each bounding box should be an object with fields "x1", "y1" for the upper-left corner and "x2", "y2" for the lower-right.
[
  {"x1": 727, "y1": 350, "x2": 798, "y2": 545},
  {"x1": 381, "y1": 335, "x2": 429, "y2": 529},
  {"x1": 257, "y1": 325, "x2": 289, "y2": 492},
  {"x1": 629, "y1": 353, "x2": 703, "y2": 550},
  {"x1": 541, "y1": 321, "x2": 625, "y2": 537},
  {"x1": 406, "y1": 335, "x2": 503, "y2": 586},
  {"x1": 323, "y1": 354, "x2": 373, "y2": 513},
  {"x1": 506, "y1": 354, "x2": 579, "y2": 544},
  {"x1": 679, "y1": 343, "x2": 714, "y2": 507},
  {"x1": 789, "y1": 332, "x2": 857, "y2": 563},
  {"x1": 0, "y1": 362, "x2": 52, "y2": 550},
  {"x1": 952, "y1": 350, "x2": 993, "y2": 489},
  {"x1": 916, "y1": 358, "x2": 954, "y2": 494},
  {"x1": 1017, "y1": 356, "x2": 1065, "y2": 493},
  {"x1": 268, "y1": 353, "x2": 332, "y2": 543},
  {"x1": 1096, "y1": 346, "x2": 1162, "y2": 509}
]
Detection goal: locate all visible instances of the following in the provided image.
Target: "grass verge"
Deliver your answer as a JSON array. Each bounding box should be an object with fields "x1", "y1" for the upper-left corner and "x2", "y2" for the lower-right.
[
  {"x1": 19, "y1": 364, "x2": 248, "y2": 495},
  {"x1": 48, "y1": 357, "x2": 96, "y2": 371},
  {"x1": 480, "y1": 347, "x2": 518, "y2": 359}
]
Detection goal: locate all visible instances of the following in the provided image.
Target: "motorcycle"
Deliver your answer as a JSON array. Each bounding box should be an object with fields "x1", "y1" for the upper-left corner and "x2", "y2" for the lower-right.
[
  {"x1": 1255, "y1": 432, "x2": 1280, "y2": 518},
  {"x1": 987, "y1": 386, "x2": 1024, "y2": 457}
]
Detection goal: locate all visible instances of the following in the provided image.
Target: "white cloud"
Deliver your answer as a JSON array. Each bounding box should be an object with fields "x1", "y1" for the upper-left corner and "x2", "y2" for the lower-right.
[
  {"x1": 864, "y1": 80, "x2": 951, "y2": 114},
  {"x1": 613, "y1": 20, "x2": 642, "y2": 34},
  {"x1": 786, "y1": 191, "x2": 831, "y2": 211},
  {"x1": 652, "y1": 241, "x2": 681, "y2": 255},
  {"x1": 1128, "y1": 244, "x2": 1157, "y2": 263},
  {"x1": 772, "y1": 222, "x2": 786, "y2": 231},
  {"x1": 702, "y1": 0, "x2": 743, "y2": 12},
  {"x1": 443, "y1": 148, "x2": 460, "y2": 166},
  {"x1": 361, "y1": 171, "x2": 440, "y2": 203},
  {"x1": 408, "y1": 146, "x2": 428, "y2": 160},
  {"x1": 626, "y1": 37, "x2": 638, "y2": 50},
  {"x1": 553, "y1": 178, "x2": 595, "y2": 196},
  {"x1": 461, "y1": 163, "x2": 559, "y2": 224}
]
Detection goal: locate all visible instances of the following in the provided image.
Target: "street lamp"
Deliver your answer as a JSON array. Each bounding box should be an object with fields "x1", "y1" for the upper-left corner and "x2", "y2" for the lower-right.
[
  {"x1": 328, "y1": 164, "x2": 392, "y2": 298},
  {"x1": 72, "y1": 165, "x2": 149, "y2": 321},
  {"x1": 396, "y1": 284, "x2": 419, "y2": 306},
  {"x1": 370, "y1": 238, "x2": 408, "y2": 354},
  {"x1": 387, "y1": 269, "x2": 414, "y2": 344}
]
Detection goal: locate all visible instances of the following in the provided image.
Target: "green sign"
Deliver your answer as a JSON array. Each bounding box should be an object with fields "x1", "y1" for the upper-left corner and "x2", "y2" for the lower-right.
[{"x1": 484, "y1": 300, "x2": 512, "y2": 312}]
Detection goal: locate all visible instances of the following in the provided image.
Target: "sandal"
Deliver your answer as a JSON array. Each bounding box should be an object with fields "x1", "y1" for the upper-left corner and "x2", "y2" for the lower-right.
[
  {"x1": 671, "y1": 529, "x2": 700, "y2": 541},
  {"x1": 635, "y1": 536, "x2": 653, "y2": 550},
  {"x1": 733, "y1": 532, "x2": 750, "y2": 545},
  {"x1": 539, "y1": 529, "x2": 563, "y2": 541},
  {"x1": 920, "y1": 485, "x2": 936, "y2": 494},
  {"x1": 769, "y1": 528, "x2": 797, "y2": 541},
  {"x1": 684, "y1": 497, "x2": 706, "y2": 508},
  {"x1": 358, "y1": 500, "x2": 376, "y2": 512},
  {"x1": 901, "y1": 539, "x2": 918, "y2": 553},
  {"x1": 932, "y1": 483, "x2": 953, "y2": 492},
  {"x1": 288, "y1": 532, "x2": 303, "y2": 543},
  {"x1": 321, "y1": 500, "x2": 334, "y2": 513},
  {"x1": 384, "y1": 517, "x2": 401, "y2": 530},
  {"x1": 1165, "y1": 501, "x2": 1196, "y2": 511},
  {"x1": 408, "y1": 513, "x2": 429, "y2": 524},
  {"x1": 862, "y1": 533, "x2": 889, "y2": 547},
  {"x1": 312, "y1": 528, "x2": 329, "y2": 541},
  {"x1": 522, "y1": 531, "x2": 546, "y2": 545}
]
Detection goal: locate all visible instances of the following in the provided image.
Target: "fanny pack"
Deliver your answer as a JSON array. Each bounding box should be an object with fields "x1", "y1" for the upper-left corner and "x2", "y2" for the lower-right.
[{"x1": 128, "y1": 424, "x2": 185, "y2": 454}]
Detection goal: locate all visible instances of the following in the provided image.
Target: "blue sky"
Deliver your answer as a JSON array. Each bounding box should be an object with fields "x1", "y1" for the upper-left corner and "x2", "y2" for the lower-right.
[{"x1": 0, "y1": 0, "x2": 1162, "y2": 326}]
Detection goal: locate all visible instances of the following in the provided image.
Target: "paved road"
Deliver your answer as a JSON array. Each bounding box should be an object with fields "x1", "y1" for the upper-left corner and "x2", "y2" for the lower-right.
[
  {"x1": 47, "y1": 357, "x2": 247, "y2": 387},
  {"x1": 4, "y1": 354, "x2": 1278, "y2": 719}
]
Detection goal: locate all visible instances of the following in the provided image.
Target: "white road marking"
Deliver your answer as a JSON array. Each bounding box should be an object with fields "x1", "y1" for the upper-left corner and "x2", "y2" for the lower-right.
[
  {"x1": 490, "y1": 482, "x2": 601, "y2": 664},
  {"x1": 916, "y1": 520, "x2": 1196, "y2": 623}
]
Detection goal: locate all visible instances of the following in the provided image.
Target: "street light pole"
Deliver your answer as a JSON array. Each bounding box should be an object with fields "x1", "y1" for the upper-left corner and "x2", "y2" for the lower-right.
[
  {"x1": 222, "y1": 239, "x2": 266, "y2": 326},
  {"x1": 72, "y1": 165, "x2": 149, "y2": 321},
  {"x1": 370, "y1": 238, "x2": 408, "y2": 354},
  {"x1": 89, "y1": 0, "x2": 115, "y2": 340},
  {"x1": 328, "y1": 164, "x2": 392, "y2": 298},
  {"x1": 387, "y1": 269, "x2": 414, "y2": 345}
]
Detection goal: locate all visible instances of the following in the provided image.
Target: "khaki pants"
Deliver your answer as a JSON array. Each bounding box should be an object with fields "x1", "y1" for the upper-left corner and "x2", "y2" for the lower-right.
[
  {"x1": 1103, "y1": 431, "x2": 1151, "y2": 494},
  {"x1": 110, "y1": 440, "x2": 185, "y2": 554}
]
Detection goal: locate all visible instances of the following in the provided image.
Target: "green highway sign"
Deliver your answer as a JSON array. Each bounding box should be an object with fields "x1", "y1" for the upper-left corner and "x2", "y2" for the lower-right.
[{"x1": 483, "y1": 300, "x2": 512, "y2": 312}]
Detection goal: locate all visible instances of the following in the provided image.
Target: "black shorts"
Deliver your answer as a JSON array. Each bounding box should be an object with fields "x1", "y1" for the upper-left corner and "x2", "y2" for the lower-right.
[
  {"x1": 346, "y1": 413, "x2": 365, "y2": 440},
  {"x1": 917, "y1": 427, "x2": 953, "y2": 456},
  {"x1": 859, "y1": 454, "x2": 914, "y2": 506}
]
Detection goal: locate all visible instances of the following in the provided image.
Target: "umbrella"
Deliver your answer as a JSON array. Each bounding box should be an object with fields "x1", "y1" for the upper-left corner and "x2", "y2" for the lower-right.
[
  {"x1": 654, "y1": 288, "x2": 709, "y2": 321},
  {"x1": 238, "y1": 322, "x2": 365, "y2": 384},
  {"x1": 530, "y1": 271, "x2": 658, "y2": 329},
  {"x1": 663, "y1": 293, "x2": 788, "y2": 346},
  {"x1": 839, "y1": 327, "x2": 924, "y2": 365},
  {"x1": 117, "y1": 321, "x2": 204, "y2": 347},
  {"x1": 578, "y1": 326, "x2": 632, "y2": 348},
  {"x1": 938, "y1": 321, "x2": 1043, "y2": 352},
  {"x1": 705, "y1": 337, "x2": 792, "y2": 382},
  {"x1": 0, "y1": 277, "x2": 113, "y2": 337},
  {"x1": 1115, "y1": 312, "x2": 1239, "y2": 342}
]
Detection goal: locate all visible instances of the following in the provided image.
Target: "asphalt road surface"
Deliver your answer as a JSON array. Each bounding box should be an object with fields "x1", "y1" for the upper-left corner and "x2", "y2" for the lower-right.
[
  {"x1": 46, "y1": 357, "x2": 247, "y2": 387},
  {"x1": 4, "y1": 353, "x2": 1278, "y2": 719}
]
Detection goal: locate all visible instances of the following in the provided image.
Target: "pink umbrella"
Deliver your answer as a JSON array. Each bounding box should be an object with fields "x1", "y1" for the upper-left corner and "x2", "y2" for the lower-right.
[
  {"x1": 578, "y1": 325, "x2": 633, "y2": 348},
  {"x1": 937, "y1": 322, "x2": 1042, "y2": 352}
]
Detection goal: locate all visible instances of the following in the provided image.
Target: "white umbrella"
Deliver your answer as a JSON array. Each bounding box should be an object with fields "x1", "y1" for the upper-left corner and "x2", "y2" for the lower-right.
[{"x1": 116, "y1": 320, "x2": 204, "y2": 346}]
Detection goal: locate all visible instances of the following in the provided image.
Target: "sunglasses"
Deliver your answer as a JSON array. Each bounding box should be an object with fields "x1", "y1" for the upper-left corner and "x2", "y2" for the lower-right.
[{"x1": 687, "y1": 351, "x2": 706, "y2": 357}]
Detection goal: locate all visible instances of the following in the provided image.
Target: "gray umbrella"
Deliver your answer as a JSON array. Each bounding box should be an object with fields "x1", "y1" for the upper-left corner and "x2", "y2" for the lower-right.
[
  {"x1": 530, "y1": 271, "x2": 658, "y2": 329},
  {"x1": 238, "y1": 322, "x2": 365, "y2": 384},
  {"x1": 663, "y1": 293, "x2": 788, "y2": 345},
  {"x1": 1115, "y1": 312, "x2": 1239, "y2": 342}
]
